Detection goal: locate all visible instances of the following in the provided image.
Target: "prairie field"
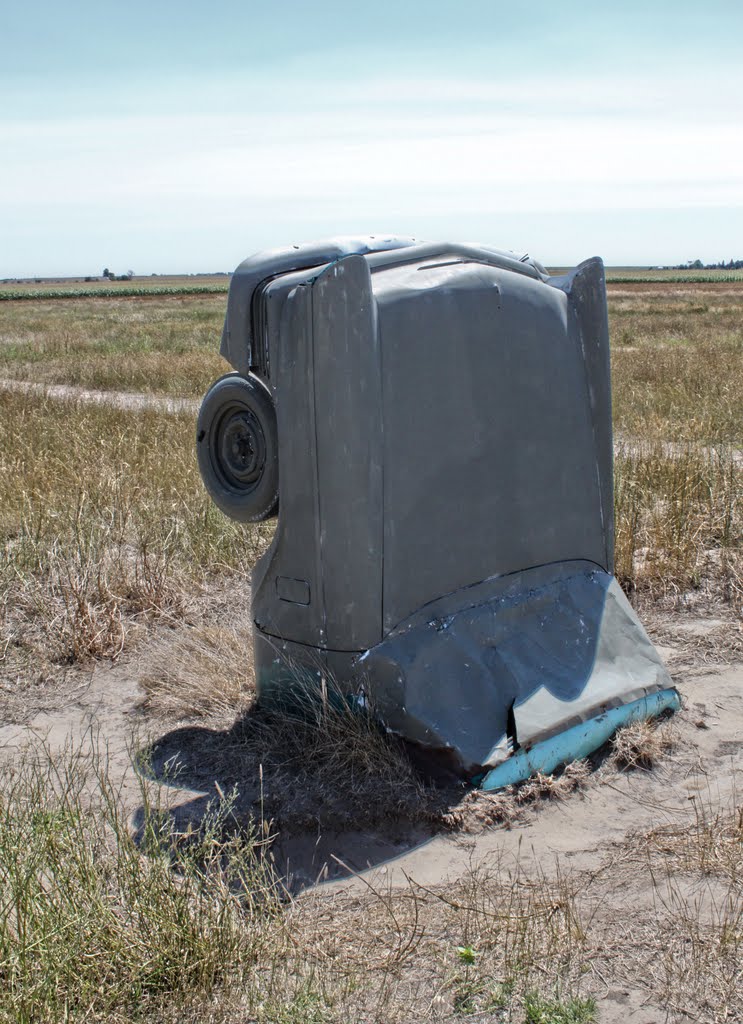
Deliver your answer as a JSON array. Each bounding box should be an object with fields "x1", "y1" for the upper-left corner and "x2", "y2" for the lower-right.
[
  {"x1": 0, "y1": 273, "x2": 741, "y2": 1023},
  {"x1": 0, "y1": 294, "x2": 228, "y2": 395}
]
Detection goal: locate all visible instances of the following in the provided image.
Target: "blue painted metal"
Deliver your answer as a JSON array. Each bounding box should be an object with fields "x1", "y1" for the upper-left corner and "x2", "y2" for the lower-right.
[{"x1": 480, "y1": 688, "x2": 681, "y2": 791}]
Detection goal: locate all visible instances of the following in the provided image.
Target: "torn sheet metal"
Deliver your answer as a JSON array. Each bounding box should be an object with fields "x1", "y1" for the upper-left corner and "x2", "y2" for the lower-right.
[
  {"x1": 200, "y1": 236, "x2": 677, "y2": 781},
  {"x1": 356, "y1": 561, "x2": 672, "y2": 772}
]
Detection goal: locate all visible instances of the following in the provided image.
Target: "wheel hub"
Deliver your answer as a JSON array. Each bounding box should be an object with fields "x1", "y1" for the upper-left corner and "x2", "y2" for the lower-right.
[{"x1": 218, "y1": 410, "x2": 265, "y2": 486}]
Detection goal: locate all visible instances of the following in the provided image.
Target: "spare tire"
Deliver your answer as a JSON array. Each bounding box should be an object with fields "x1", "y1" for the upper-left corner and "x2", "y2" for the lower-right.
[{"x1": 196, "y1": 373, "x2": 279, "y2": 522}]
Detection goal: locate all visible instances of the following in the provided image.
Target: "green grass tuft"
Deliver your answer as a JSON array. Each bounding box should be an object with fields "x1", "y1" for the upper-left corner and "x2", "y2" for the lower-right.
[{"x1": 523, "y1": 991, "x2": 597, "y2": 1024}]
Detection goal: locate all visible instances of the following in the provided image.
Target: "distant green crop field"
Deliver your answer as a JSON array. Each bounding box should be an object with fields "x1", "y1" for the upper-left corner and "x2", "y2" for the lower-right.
[
  {"x1": 545, "y1": 268, "x2": 743, "y2": 284},
  {"x1": 5, "y1": 268, "x2": 743, "y2": 300},
  {"x1": 0, "y1": 284, "x2": 230, "y2": 301},
  {"x1": 605, "y1": 269, "x2": 743, "y2": 284}
]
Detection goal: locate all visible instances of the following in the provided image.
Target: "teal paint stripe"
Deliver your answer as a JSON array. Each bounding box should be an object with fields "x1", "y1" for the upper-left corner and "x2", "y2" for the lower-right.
[{"x1": 481, "y1": 688, "x2": 681, "y2": 792}]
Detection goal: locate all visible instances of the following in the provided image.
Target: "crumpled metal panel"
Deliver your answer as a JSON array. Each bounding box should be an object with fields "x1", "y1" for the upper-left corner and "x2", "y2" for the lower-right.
[{"x1": 357, "y1": 561, "x2": 671, "y2": 772}]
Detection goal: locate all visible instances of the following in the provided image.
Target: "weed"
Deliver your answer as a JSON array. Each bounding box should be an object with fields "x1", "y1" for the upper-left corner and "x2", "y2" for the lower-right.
[
  {"x1": 450, "y1": 947, "x2": 515, "y2": 1015},
  {"x1": 456, "y1": 944, "x2": 477, "y2": 965},
  {"x1": 523, "y1": 990, "x2": 597, "y2": 1024}
]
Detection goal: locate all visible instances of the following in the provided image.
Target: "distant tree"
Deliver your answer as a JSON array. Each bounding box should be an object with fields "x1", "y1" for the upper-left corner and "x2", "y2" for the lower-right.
[
  {"x1": 674, "y1": 257, "x2": 742, "y2": 271},
  {"x1": 126, "y1": 269, "x2": 134, "y2": 280}
]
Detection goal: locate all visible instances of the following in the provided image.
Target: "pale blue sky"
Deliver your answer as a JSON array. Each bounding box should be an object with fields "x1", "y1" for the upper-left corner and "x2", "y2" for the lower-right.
[{"x1": 2, "y1": 0, "x2": 742, "y2": 276}]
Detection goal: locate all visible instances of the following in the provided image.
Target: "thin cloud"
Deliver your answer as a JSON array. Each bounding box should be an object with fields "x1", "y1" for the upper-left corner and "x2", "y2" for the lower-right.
[{"x1": 2, "y1": 65, "x2": 742, "y2": 274}]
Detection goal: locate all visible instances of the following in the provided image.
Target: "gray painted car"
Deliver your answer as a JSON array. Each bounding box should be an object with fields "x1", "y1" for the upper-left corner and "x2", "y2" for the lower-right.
[{"x1": 197, "y1": 237, "x2": 675, "y2": 782}]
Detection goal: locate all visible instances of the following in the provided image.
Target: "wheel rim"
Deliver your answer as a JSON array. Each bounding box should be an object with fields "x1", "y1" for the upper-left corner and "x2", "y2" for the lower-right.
[{"x1": 213, "y1": 405, "x2": 267, "y2": 491}]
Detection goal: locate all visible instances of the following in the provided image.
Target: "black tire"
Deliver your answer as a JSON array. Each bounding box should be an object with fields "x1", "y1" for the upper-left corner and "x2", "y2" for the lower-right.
[{"x1": 196, "y1": 373, "x2": 279, "y2": 522}]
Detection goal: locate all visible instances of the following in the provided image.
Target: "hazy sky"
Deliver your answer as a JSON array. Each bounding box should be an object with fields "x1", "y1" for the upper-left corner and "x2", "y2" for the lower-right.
[{"x1": 2, "y1": 0, "x2": 742, "y2": 276}]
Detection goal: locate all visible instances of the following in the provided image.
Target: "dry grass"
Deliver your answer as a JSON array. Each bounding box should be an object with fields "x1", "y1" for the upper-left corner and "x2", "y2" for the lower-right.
[
  {"x1": 442, "y1": 762, "x2": 593, "y2": 832},
  {"x1": 0, "y1": 294, "x2": 229, "y2": 396},
  {"x1": 608, "y1": 282, "x2": 743, "y2": 632},
  {"x1": 3, "y1": 280, "x2": 743, "y2": 439},
  {"x1": 0, "y1": 741, "x2": 284, "y2": 1024},
  {"x1": 642, "y1": 802, "x2": 742, "y2": 882},
  {"x1": 614, "y1": 442, "x2": 741, "y2": 609},
  {"x1": 0, "y1": 391, "x2": 272, "y2": 670},
  {"x1": 0, "y1": 737, "x2": 617, "y2": 1023},
  {"x1": 1, "y1": 276, "x2": 740, "y2": 1023},
  {"x1": 139, "y1": 621, "x2": 256, "y2": 719},
  {"x1": 140, "y1": 665, "x2": 446, "y2": 836},
  {"x1": 609, "y1": 717, "x2": 677, "y2": 771},
  {"x1": 286, "y1": 791, "x2": 741, "y2": 1023},
  {"x1": 514, "y1": 760, "x2": 592, "y2": 797},
  {"x1": 609, "y1": 285, "x2": 743, "y2": 444},
  {"x1": 607, "y1": 796, "x2": 743, "y2": 1021},
  {"x1": 2, "y1": 286, "x2": 739, "y2": 677},
  {"x1": 293, "y1": 856, "x2": 597, "y2": 1022},
  {"x1": 0, "y1": 612, "x2": 727, "y2": 1024}
]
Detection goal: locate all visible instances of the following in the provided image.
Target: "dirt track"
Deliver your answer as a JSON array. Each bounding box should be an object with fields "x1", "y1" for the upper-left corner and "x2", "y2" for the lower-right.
[
  {"x1": 3, "y1": 378, "x2": 741, "y2": 469},
  {"x1": 0, "y1": 377, "x2": 200, "y2": 415}
]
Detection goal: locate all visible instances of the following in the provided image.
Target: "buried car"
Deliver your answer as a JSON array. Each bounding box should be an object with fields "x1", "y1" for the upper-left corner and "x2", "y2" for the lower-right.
[{"x1": 197, "y1": 236, "x2": 678, "y2": 788}]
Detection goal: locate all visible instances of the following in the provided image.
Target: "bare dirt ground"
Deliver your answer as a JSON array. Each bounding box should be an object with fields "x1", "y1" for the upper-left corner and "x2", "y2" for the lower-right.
[
  {"x1": 0, "y1": 590, "x2": 741, "y2": 1021},
  {"x1": 1, "y1": 592, "x2": 740, "y2": 876}
]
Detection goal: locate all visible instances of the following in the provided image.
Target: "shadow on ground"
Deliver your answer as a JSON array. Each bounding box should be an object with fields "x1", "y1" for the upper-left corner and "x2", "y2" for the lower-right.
[{"x1": 133, "y1": 703, "x2": 474, "y2": 893}]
